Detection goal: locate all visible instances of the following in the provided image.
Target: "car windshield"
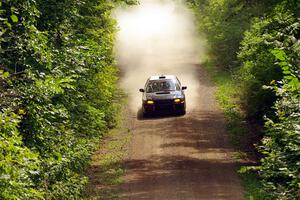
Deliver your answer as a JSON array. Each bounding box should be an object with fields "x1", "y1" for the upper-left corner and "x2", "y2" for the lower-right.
[{"x1": 146, "y1": 79, "x2": 180, "y2": 93}]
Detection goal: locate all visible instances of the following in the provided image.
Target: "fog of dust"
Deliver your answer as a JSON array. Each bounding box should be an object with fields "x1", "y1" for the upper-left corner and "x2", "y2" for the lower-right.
[{"x1": 115, "y1": 0, "x2": 206, "y2": 112}]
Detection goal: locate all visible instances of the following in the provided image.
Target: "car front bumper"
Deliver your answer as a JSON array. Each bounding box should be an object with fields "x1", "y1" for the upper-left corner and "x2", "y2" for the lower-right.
[{"x1": 143, "y1": 99, "x2": 185, "y2": 113}]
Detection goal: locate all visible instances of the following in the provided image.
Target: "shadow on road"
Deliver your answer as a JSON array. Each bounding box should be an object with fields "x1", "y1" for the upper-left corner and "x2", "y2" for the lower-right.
[
  {"x1": 119, "y1": 155, "x2": 241, "y2": 200},
  {"x1": 114, "y1": 109, "x2": 244, "y2": 200},
  {"x1": 136, "y1": 107, "x2": 185, "y2": 121}
]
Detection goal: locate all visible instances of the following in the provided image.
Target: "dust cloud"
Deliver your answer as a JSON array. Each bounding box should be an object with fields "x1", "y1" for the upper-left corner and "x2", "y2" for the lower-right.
[{"x1": 115, "y1": 0, "x2": 206, "y2": 112}]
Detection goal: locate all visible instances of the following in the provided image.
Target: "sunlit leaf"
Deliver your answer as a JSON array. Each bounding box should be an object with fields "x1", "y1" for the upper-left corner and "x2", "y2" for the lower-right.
[{"x1": 10, "y1": 14, "x2": 18, "y2": 23}]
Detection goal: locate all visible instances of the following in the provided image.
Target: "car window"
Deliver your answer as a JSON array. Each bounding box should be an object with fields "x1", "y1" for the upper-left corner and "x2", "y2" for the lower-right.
[{"x1": 146, "y1": 79, "x2": 180, "y2": 93}]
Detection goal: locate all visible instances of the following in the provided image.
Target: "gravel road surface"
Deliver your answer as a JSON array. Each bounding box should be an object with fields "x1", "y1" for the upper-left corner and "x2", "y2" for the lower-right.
[{"x1": 119, "y1": 66, "x2": 244, "y2": 200}]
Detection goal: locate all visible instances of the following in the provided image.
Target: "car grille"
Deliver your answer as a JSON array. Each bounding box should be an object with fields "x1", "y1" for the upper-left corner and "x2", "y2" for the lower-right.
[{"x1": 154, "y1": 99, "x2": 174, "y2": 105}]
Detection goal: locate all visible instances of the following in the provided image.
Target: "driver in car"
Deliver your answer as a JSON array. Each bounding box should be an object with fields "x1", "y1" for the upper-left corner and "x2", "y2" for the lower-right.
[{"x1": 161, "y1": 81, "x2": 170, "y2": 90}]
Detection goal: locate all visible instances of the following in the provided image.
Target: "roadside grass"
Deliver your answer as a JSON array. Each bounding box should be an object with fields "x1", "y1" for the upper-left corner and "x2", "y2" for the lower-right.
[
  {"x1": 204, "y1": 63, "x2": 246, "y2": 149},
  {"x1": 203, "y1": 61, "x2": 271, "y2": 200},
  {"x1": 84, "y1": 99, "x2": 132, "y2": 200},
  {"x1": 240, "y1": 172, "x2": 274, "y2": 200}
]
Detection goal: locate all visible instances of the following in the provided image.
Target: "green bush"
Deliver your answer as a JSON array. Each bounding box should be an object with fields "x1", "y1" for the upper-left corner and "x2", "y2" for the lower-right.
[
  {"x1": 258, "y1": 49, "x2": 300, "y2": 199},
  {"x1": 189, "y1": 0, "x2": 268, "y2": 69},
  {"x1": 0, "y1": 110, "x2": 42, "y2": 199},
  {"x1": 0, "y1": 0, "x2": 136, "y2": 199},
  {"x1": 237, "y1": 1, "x2": 298, "y2": 119}
]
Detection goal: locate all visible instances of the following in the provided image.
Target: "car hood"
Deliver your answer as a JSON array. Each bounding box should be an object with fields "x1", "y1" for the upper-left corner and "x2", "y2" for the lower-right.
[{"x1": 144, "y1": 91, "x2": 184, "y2": 100}]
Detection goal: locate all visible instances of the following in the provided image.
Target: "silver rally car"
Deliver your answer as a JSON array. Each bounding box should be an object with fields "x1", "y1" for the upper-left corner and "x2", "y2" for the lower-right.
[{"x1": 139, "y1": 75, "x2": 187, "y2": 116}]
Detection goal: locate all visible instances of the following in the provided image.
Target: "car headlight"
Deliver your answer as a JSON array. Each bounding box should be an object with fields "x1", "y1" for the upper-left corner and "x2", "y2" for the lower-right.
[
  {"x1": 174, "y1": 98, "x2": 182, "y2": 103},
  {"x1": 146, "y1": 100, "x2": 154, "y2": 104}
]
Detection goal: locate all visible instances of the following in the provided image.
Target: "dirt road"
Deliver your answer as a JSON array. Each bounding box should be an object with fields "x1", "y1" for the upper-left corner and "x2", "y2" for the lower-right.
[{"x1": 118, "y1": 66, "x2": 244, "y2": 200}]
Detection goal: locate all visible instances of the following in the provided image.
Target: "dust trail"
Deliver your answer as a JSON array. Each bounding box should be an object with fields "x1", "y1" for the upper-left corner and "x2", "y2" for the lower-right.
[{"x1": 115, "y1": 0, "x2": 206, "y2": 112}]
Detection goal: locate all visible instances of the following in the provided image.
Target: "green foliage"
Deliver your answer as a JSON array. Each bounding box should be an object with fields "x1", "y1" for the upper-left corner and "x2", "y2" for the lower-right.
[
  {"x1": 258, "y1": 49, "x2": 300, "y2": 199},
  {"x1": 0, "y1": 0, "x2": 135, "y2": 199},
  {"x1": 190, "y1": 0, "x2": 300, "y2": 199},
  {"x1": 189, "y1": 0, "x2": 298, "y2": 120},
  {"x1": 237, "y1": 1, "x2": 299, "y2": 119},
  {"x1": 240, "y1": 172, "x2": 274, "y2": 200},
  {"x1": 0, "y1": 110, "x2": 42, "y2": 199},
  {"x1": 190, "y1": 0, "x2": 268, "y2": 69}
]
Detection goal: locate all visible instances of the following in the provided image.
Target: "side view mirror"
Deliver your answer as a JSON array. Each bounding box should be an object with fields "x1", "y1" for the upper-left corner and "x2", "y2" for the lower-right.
[
  {"x1": 139, "y1": 88, "x2": 145, "y2": 92},
  {"x1": 182, "y1": 86, "x2": 187, "y2": 90}
]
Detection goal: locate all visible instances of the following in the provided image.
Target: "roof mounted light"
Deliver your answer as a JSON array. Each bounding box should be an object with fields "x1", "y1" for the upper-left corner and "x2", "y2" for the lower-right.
[{"x1": 159, "y1": 75, "x2": 166, "y2": 79}]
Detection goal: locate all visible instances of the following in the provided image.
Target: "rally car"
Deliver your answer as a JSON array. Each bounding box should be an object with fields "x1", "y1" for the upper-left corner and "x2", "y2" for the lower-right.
[{"x1": 139, "y1": 75, "x2": 187, "y2": 116}]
